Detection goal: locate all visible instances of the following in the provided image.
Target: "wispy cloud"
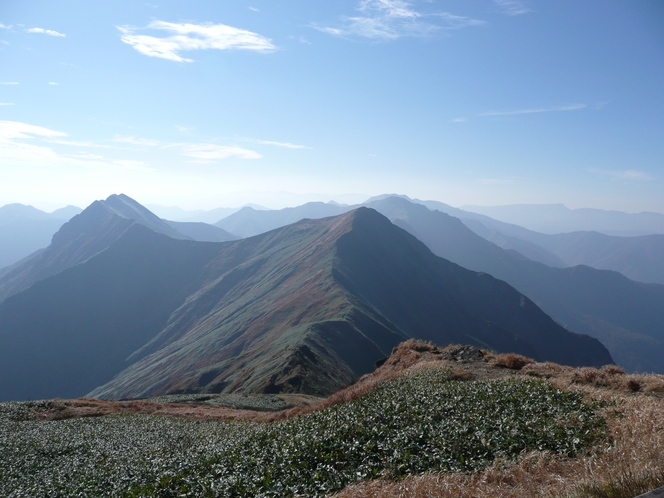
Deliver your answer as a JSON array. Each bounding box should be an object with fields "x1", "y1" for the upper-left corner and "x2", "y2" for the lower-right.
[
  {"x1": 0, "y1": 103, "x2": 14, "y2": 106},
  {"x1": 1, "y1": 82, "x2": 18, "y2": 85},
  {"x1": 313, "y1": 0, "x2": 484, "y2": 40},
  {"x1": 451, "y1": 117, "x2": 468, "y2": 123},
  {"x1": 26, "y1": 27, "x2": 66, "y2": 37},
  {"x1": 47, "y1": 139, "x2": 111, "y2": 148},
  {"x1": 257, "y1": 140, "x2": 311, "y2": 149},
  {"x1": 117, "y1": 20, "x2": 276, "y2": 62},
  {"x1": 480, "y1": 103, "x2": 586, "y2": 116},
  {"x1": 0, "y1": 120, "x2": 67, "y2": 161},
  {"x1": 494, "y1": 0, "x2": 531, "y2": 16},
  {"x1": 589, "y1": 168, "x2": 653, "y2": 181},
  {"x1": 113, "y1": 135, "x2": 161, "y2": 147},
  {"x1": 177, "y1": 143, "x2": 262, "y2": 161},
  {"x1": 0, "y1": 23, "x2": 12, "y2": 30},
  {"x1": 248, "y1": 6, "x2": 260, "y2": 12},
  {"x1": 48, "y1": 82, "x2": 58, "y2": 85}
]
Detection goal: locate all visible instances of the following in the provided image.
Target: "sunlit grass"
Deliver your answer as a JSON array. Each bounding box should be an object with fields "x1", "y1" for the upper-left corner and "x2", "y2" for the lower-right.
[{"x1": 0, "y1": 369, "x2": 605, "y2": 497}]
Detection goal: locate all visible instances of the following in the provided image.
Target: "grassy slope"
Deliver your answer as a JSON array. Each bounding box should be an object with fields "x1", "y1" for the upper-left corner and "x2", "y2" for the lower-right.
[
  {"x1": 1, "y1": 341, "x2": 663, "y2": 497},
  {"x1": 91, "y1": 208, "x2": 610, "y2": 400}
]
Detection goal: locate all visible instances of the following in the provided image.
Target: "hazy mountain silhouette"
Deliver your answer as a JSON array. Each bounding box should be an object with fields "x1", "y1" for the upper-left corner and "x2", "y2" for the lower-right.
[
  {"x1": 165, "y1": 220, "x2": 238, "y2": 242},
  {"x1": 466, "y1": 221, "x2": 664, "y2": 286},
  {"x1": 0, "y1": 203, "x2": 82, "y2": 270},
  {"x1": 0, "y1": 206, "x2": 611, "y2": 401},
  {"x1": 214, "y1": 202, "x2": 351, "y2": 238},
  {"x1": 365, "y1": 197, "x2": 664, "y2": 373},
  {"x1": 0, "y1": 194, "x2": 190, "y2": 304},
  {"x1": 460, "y1": 203, "x2": 664, "y2": 236}
]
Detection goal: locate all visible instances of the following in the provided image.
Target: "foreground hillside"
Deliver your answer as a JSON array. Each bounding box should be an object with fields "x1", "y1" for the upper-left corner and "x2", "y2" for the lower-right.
[{"x1": 1, "y1": 341, "x2": 662, "y2": 497}]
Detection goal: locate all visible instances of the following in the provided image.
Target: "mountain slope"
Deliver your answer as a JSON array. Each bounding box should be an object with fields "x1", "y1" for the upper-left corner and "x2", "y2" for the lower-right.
[
  {"x1": 165, "y1": 220, "x2": 238, "y2": 242},
  {"x1": 365, "y1": 197, "x2": 664, "y2": 373},
  {"x1": 90, "y1": 208, "x2": 610, "y2": 400},
  {"x1": 0, "y1": 225, "x2": 223, "y2": 401},
  {"x1": 0, "y1": 194, "x2": 192, "y2": 304},
  {"x1": 0, "y1": 203, "x2": 82, "y2": 270}
]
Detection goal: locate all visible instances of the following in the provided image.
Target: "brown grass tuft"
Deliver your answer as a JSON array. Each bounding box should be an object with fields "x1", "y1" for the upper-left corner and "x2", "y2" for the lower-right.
[{"x1": 491, "y1": 353, "x2": 535, "y2": 370}]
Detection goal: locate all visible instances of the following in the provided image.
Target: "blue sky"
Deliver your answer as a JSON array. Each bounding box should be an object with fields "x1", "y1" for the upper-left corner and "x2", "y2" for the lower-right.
[{"x1": 1, "y1": 0, "x2": 662, "y2": 211}]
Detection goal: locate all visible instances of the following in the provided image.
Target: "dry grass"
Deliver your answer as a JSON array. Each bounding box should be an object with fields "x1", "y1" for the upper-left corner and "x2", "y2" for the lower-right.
[
  {"x1": 335, "y1": 391, "x2": 664, "y2": 498},
  {"x1": 491, "y1": 353, "x2": 535, "y2": 370},
  {"x1": 27, "y1": 340, "x2": 664, "y2": 497}
]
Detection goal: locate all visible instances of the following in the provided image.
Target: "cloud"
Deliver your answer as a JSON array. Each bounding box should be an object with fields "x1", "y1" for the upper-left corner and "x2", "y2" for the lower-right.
[
  {"x1": 493, "y1": 0, "x2": 531, "y2": 16},
  {"x1": 589, "y1": 168, "x2": 653, "y2": 181},
  {"x1": 480, "y1": 103, "x2": 586, "y2": 116},
  {"x1": 1, "y1": 82, "x2": 18, "y2": 85},
  {"x1": 113, "y1": 135, "x2": 161, "y2": 146},
  {"x1": 451, "y1": 117, "x2": 468, "y2": 123},
  {"x1": 0, "y1": 103, "x2": 14, "y2": 106},
  {"x1": 27, "y1": 27, "x2": 66, "y2": 37},
  {"x1": 257, "y1": 140, "x2": 311, "y2": 149},
  {"x1": 0, "y1": 120, "x2": 67, "y2": 161},
  {"x1": 178, "y1": 143, "x2": 262, "y2": 161},
  {"x1": 47, "y1": 139, "x2": 111, "y2": 148},
  {"x1": 0, "y1": 23, "x2": 12, "y2": 29},
  {"x1": 48, "y1": 82, "x2": 58, "y2": 85},
  {"x1": 313, "y1": 0, "x2": 484, "y2": 40},
  {"x1": 248, "y1": 6, "x2": 260, "y2": 12},
  {"x1": 117, "y1": 20, "x2": 276, "y2": 62}
]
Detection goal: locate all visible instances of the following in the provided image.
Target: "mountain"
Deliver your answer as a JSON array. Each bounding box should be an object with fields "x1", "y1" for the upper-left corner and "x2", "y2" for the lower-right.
[
  {"x1": 0, "y1": 208, "x2": 611, "y2": 401},
  {"x1": 460, "y1": 203, "x2": 664, "y2": 236},
  {"x1": 0, "y1": 194, "x2": 189, "y2": 304},
  {"x1": 466, "y1": 221, "x2": 664, "y2": 285},
  {"x1": 91, "y1": 208, "x2": 610, "y2": 400},
  {"x1": 0, "y1": 226, "x2": 224, "y2": 401},
  {"x1": 214, "y1": 202, "x2": 352, "y2": 238},
  {"x1": 364, "y1": 197, "x2": 664, "y2": 373},
  {"x1": 0, "y1": 203, "x2": 82, "y2": 270},
  {"x1": 165, "y1": 220, "x2": 238, "y2": 242}
]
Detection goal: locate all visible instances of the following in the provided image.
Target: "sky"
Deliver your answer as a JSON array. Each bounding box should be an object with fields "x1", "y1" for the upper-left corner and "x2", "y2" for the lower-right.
[{"x1": 1, "y1": 0, "x2": 663, "y2": 212}]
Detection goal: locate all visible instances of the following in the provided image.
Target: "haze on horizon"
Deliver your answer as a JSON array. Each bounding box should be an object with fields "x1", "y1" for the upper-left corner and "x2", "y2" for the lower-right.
[{"x1": 1, "y1": 1, "x2": 662, "y2": 213}]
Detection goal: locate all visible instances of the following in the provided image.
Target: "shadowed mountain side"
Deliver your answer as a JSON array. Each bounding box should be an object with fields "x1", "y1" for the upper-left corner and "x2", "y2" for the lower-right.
[
  {"x1": 365, "y1": 197, "x2": 664, "y2": 373},
  {"x1": 91, "y1": 209, "x2": 610, "y2": 400},
  {"x1": 165, "y1": 220, "x2": 238, "y2": 242},
  {"x1": 464, "y1": 219, "x2": 567, "y2": 268},
  {"x1": 214, "y1": 202, "x2": 351, "y2": 238},
  {"x1": 0, "y1": 218, "x2": 66, "y2": 270},
  {"x1": 0, "y1": 194, "x2": 193, "y2": 304},
  {"x1": 0, "y1": 225, "x2": 224, "y2": 402},
  {"x1": 0, "y1": 204, "x2": 82, "y2": 270}
]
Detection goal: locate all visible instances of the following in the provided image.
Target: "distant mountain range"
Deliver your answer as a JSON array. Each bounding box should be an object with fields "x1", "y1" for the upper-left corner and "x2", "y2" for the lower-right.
[
  {"x1": 0, "y1": 195, "x2": 611, "y2": 402},
  {"x1": 459, "y1": 203, "x2": 664, "y2": 236},
  {"x1": 0, "y1": 203, "x2": 82, "y2": 270},
  {"x1": 0, "y1": 196, "x2": 236, "y2": 276}
]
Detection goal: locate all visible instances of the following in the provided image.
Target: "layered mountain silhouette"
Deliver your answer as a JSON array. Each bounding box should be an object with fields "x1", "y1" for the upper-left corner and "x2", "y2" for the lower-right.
[
  {"x1": 214, "y1": 202, "x2": 350, "y2": 238},
  {"x1": 363, "y1": 197, "x2": 664, "y2": 374},
  {"x1": 466, "y1": 221, "x2": 664, "y2": 285},
  {"x1": 0, "y1": 194, "x2": 235, "y2": 304},
  {"x1": 459, "y1": 203, "x2": 664, "y2": 236},
  {"x1": 0, "y1": 199, "x2": 611, "y2": 401},
  {"x1": 207, "y1": 195, "x2": 664, "y2": 373},
  {"x1": 0, "y1": 203, "x2": 81, "y2": 270}
]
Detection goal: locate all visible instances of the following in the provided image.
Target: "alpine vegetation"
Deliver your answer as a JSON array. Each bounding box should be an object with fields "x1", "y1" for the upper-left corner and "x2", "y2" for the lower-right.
[{"x1": 0, "y1": 368, "x2": 605, "y2": 497}]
